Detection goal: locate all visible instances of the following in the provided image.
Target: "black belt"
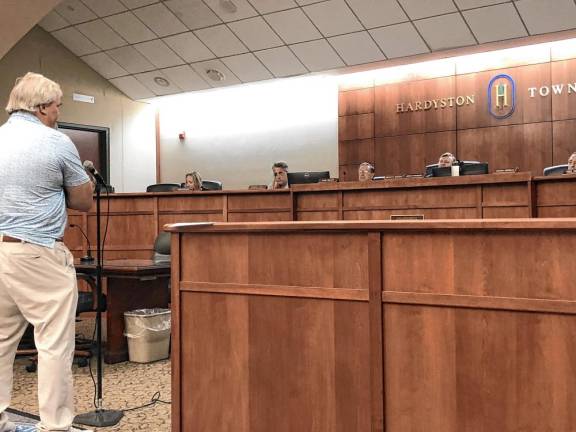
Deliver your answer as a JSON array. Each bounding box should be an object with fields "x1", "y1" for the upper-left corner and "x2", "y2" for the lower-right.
[{"x1": 0, "y1": 235, "x2": 63, "y2": 243}]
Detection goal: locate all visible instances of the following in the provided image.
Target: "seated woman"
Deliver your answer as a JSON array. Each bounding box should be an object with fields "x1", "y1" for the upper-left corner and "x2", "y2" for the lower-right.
[
  {"x1": 358, "y1": 162, "x2": 375, "y2": 182},
  {"x1": 185, "y1": 171, "x2": 203, "y2": 190},
  {"x1": 568, "y1": 152, "x2": 576, "y2": 174},
  {"x1": 438, "y1": 152, "x2": 456, "y2": 168}
]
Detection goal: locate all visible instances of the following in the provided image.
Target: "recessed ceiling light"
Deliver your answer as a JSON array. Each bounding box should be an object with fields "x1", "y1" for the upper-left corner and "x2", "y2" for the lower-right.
[
  {"x1": 153, "y1": 76, "x2": 170, "y2": 87},
  {"x1": 206, "y1": 69, "x2": 225, "y2": 82}
]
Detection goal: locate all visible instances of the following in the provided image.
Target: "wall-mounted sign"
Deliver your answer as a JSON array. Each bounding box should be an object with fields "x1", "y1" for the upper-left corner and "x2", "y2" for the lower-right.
[
  {"x1": 528, "y1": 82, "x2": 576, "y2": 97},
  {"x1": 396, "y1": 95, "x2": 475, "y2": 113},
  {"x1": 488, "y1": 74, "x2": 516, "y2": 119}
]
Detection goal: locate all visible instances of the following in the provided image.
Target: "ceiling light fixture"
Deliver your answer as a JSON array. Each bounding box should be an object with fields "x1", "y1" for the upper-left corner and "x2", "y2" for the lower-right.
[
  {"x1": 220, "y1": 0, "x2": 238, "y2": 13},
  {"x1": 206, "y1": 68, "x2": 225, "y2": 82},
  {"x1": 153, "y1": 76, "x2": 170, "y2": 87}
]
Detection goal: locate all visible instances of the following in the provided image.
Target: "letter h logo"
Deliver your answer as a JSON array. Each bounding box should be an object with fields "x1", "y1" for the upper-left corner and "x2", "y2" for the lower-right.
[{"x1": 488, "y1": 74, "x2": 515, "y2": 119}]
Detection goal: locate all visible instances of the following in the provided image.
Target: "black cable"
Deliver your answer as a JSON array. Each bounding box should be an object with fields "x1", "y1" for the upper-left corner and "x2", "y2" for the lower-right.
[{"x1": 122, "y1": 391, "x2": 171, "y2": 413}]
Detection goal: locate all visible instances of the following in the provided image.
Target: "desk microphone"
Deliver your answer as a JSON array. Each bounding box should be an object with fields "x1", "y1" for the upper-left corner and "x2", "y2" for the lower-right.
[
  {"x1": 83, "y1": 160, "x2": 105, "y2": 185},
  {"x1": 70, "y1": 224, "x2": 94, "y2": 263}
]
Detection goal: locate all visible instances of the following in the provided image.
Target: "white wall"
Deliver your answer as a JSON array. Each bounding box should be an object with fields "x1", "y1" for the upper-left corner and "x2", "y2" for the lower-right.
[{"x1": 157, "y1": 75, "x2": 339, "y2": 190}]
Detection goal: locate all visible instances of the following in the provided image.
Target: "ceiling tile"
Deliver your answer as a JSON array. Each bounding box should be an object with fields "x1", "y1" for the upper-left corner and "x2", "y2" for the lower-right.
[
  {"x1": 370, "y1": 22, "x2": 429, "y2": 58},
  {"x1": 398, "y1": 0, "x2": 457, "y2": 19},
  {"x1": 264, "y1": 8, "x2": 322, "y2": 44},
  {"x1": 249, "y1": 0, "x2": 298, "y2": 14},
  {"x1": 347, "y1": 0, "x2": 408, "y2": 29},
  {"x1": 454, "y1": 0, "x2": 511, "y2": 9},
  {"x1": 110, "y1": 75, "x2": 154, "y2": 99},
  {"x1": 162, "y1": 65, "x2": 211, "y2": 91},
  {"x1": 135, "y1": 70, "x2": 182, "y2": 95},
  {"x1": 39, "y1": 11, "x2": 69, "y2": 31},
  {"x1": 52, "y1": 27, "x2": 100, "y2": 56},
  {"x1": 254, "y1": 46, "x2": 308, "y2": 77},
  {"x1": 464, "y1": 3, "x2": 527, "y2": 43},
  {"x1": 56, "y1": 0, "x2": 98, "y2": 24},
  {"x1": 76, "y1": 20, "x2": 127, "y2": 50},
  {"x1": 328, "y1": 31, "x2": 386, "y2": 65},
  {"x1": 81, "y1": 52, "x2": 128, "y2": 78},
  {"x1": 195, "y1": 25, "x2": 248, "y2": 57},
  {"x1": 228, "y1": 17, "x2": 284, "y2": 51},
  {"x1": 107, "y1": 45, "x2": 156, "y2": 73},
  {"x1": 221, "y1": 53, "x2": 274, "y2": 82},
  {"x1": 303, "y1": 0, "x2": 363, "y2": 37},
  {"x1": 81, "y1": 0, "x2": 127, "y2": 17},
  {"x1": 119, "y1": 0, "x2": 159, "y2": 8},
  {"x1": 414, "y1": 13, "x2": 477, "y2": 50},
  {"x1": 133, "y1": 3, "x2": 188, "y2": 37},
  {"x1": 164, "y1": 0, "x2": 221, "y2": 30},
  {"x1": 134, "y1": 39, "x2": 185, "y2": 68},
  {"x1": 104, "y1": 12, "x2": 157, "y2": 43},
  {"x1": 190, "y1": 59, "x2": 242, "y2": 87},
  {"x1": 163, "y1": 32, "x2": 215, "y2": 62},
  {"x1": 290, "y1": 39, "x2": 345, "y2": 71},
  {"x1": 202, "y1": 0, "x2": 258, "y2": 22},
  {"x1": 515, "y1": 0, "x2": 576, "y2": 35}
]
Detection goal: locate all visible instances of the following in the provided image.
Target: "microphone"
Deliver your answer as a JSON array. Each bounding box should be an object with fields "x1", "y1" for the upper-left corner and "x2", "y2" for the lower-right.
[
  {"x1": 83, "y1": 160, "x2": 105, "y2": 185},
  {"x1": 69, "y1": 224, "x2": 94, "y2": 263}
]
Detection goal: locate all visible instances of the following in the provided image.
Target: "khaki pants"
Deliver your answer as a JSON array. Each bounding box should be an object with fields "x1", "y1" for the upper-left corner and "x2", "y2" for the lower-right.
[{"x1": 0, "y1": 241, "x2": 77, "y2": 432}]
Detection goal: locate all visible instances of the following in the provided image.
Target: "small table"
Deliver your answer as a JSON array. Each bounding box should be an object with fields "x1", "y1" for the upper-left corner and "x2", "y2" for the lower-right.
[{"x1": 75, "y1": 259, "x2": 171, "y2": 364}]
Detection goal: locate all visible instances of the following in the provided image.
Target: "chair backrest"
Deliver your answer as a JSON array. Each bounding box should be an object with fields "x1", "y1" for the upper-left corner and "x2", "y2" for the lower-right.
[
  {"x1": 153, "y1": 232, "x2": 171, "y2": 256},
  {"x1": 146, "y1": 183, "x2": 180, "y2": 192},
  {"x1": 425, "y1": 160, "x2": 481, "y2": 177},
  {"x1": 202, "y1": 180, "x2": 223, "y2": 190},
  {"x1": 543, "y1": 164, "x2": 568, "y2": 176}
]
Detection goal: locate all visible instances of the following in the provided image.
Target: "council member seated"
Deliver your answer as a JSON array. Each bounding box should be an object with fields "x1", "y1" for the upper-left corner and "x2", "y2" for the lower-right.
[
  {"x1": 270, "y1": 161, "x2": 289, "y2": 189},
  {"x1": 185, "y1": 171, "x2": 202, "y2": 191},
  {"x1": 438, "y1": 152, "x2": 456, "y2": 168},
  {"x1": 568, "y1": 152, "x2": 576, "y2": 174},
  {"x1": 358, "y1": 162, "x2": 375, "y2": 182}
]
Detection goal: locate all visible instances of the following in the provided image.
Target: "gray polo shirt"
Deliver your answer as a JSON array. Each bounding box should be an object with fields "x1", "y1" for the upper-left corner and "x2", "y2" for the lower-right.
[{"x1": 0, "y1": 111, "x2": 90, "y2": 247}]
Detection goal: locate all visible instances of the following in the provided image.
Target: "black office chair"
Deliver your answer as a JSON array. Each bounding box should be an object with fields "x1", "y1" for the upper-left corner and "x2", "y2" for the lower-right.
[
  {"x1": 543, "y1": 164, "x2": 568, "y2": 176},
  {"x1": 201, "y1": 180, "x2": 222, "y2": 190},
  {"x1": 153, "y1": 231, "x2": 171, "y2": 263},
  {"x1": 146, "y1": 183, "x2": 181, "y2": 192}
]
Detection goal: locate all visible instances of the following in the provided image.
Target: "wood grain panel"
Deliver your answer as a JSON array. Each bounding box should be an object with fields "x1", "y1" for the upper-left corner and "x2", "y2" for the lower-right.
[
  {"x1": 87, "y1": 214, "x2": 156, "y2": 251},
  {"x1": 227, "y1": 193, "x2": 291, "y2": 210},
  {"x1": 481, "y1": 183, "x2": 529, "y2": 205},
  {"x1": 158, "y1": 194, "x2": 223, "y2": 211},
  {"x1": 343, "y1": 185, "x2": 476, "y2": 209},
  {"x1": 344, "y1": 207, "x2": 478, "y2": 220},
  {"x1": 374, "y1": 76, "x2": 456, "y2": 136},
  {"x1": 339, "y1": 138, "x2": 374, "y2": 165},
  {"x1": 536, "y1": 178, "x2": 576, "y2": 206},
  {"x1": 481, "y1": 206, "x2": 531, "y2": 218},
  {"x1": 456, "y1": 63, "x2": 551, "y2": 129},
  {"x1": 385, "y1": 305, "x2": 576, "y2": 432},
  {"x1": 180, "y1": 292, "x2": 249, "y2": 432},
  {"x1": 551, "y1": 58, "x2": 576, "y2": 121},
  {"x1": 382, "y1": 231, "x2": 574, "y2": 299},
  {"x1": 339, "y1": 164, "x2": 360, "y2": 182},
  {"x1": 296, "y1": 192, "x2": 339, "y2": 210},
  {"x1": 552, "y1": 119, "x2": 576, "y2": 165},
  {"x1": 338, "y1": 88, "x2": 374, "y2": 116},
  {"x1": 457, "y1": 122, "x2": 552, "y2": 174},
  {"x1": 98, "y1": 197, "x2": 153, "y2": 213},
  {"x1": 374, "y1": 131, "x2": 456, "y2": 175},
  {"x1": 227, "y1": 212, "x2": 291, "y2": 222},
  {"x1": 296, "y1": 211, "x2": 341, "y2": 221},
  {"x1": 338, "y1": 113, "x2": 374, "y2": 141},
  {"x1": 537, "y1": 206, "x2": 576, "y2": 217}
]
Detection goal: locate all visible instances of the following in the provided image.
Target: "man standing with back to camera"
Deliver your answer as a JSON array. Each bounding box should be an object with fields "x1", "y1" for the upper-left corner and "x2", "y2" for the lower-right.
[{"x1": 0, "y1": 72, "x2": 93, "y2": 432}]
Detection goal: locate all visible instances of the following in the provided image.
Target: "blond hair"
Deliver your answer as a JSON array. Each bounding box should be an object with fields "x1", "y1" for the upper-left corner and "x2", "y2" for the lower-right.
[
  {"x1": 185, "y1": 171, "x2": 203, "y2": 190},
  {"x1": 5, "y1": 72, "x2": 63, "y2": 114}
]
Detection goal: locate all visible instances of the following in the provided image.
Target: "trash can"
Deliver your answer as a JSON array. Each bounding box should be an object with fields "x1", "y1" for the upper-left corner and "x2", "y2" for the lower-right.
[{"x1": 124, "y1": 308, "x2": 171, "y2": 363}]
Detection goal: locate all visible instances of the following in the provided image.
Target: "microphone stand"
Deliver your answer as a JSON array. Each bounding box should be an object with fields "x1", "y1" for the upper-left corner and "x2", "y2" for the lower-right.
[
  {"x1": 70, "y1": 224, "x2": 94, "y2": 263},
  {"x1": 74, "y1": 179, "x2": 124, "y2": 428}
]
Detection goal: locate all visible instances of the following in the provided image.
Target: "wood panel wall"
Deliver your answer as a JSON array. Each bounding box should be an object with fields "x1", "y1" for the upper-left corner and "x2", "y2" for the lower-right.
[{"x1": 339, "y1": 55, "x2": 576, "y2": 181}]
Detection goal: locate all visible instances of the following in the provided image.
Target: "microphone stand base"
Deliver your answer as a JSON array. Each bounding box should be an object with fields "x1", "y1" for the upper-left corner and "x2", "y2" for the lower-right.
[{"x1": 74, "y1": 409, "x2": 124, "y2": 427}]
